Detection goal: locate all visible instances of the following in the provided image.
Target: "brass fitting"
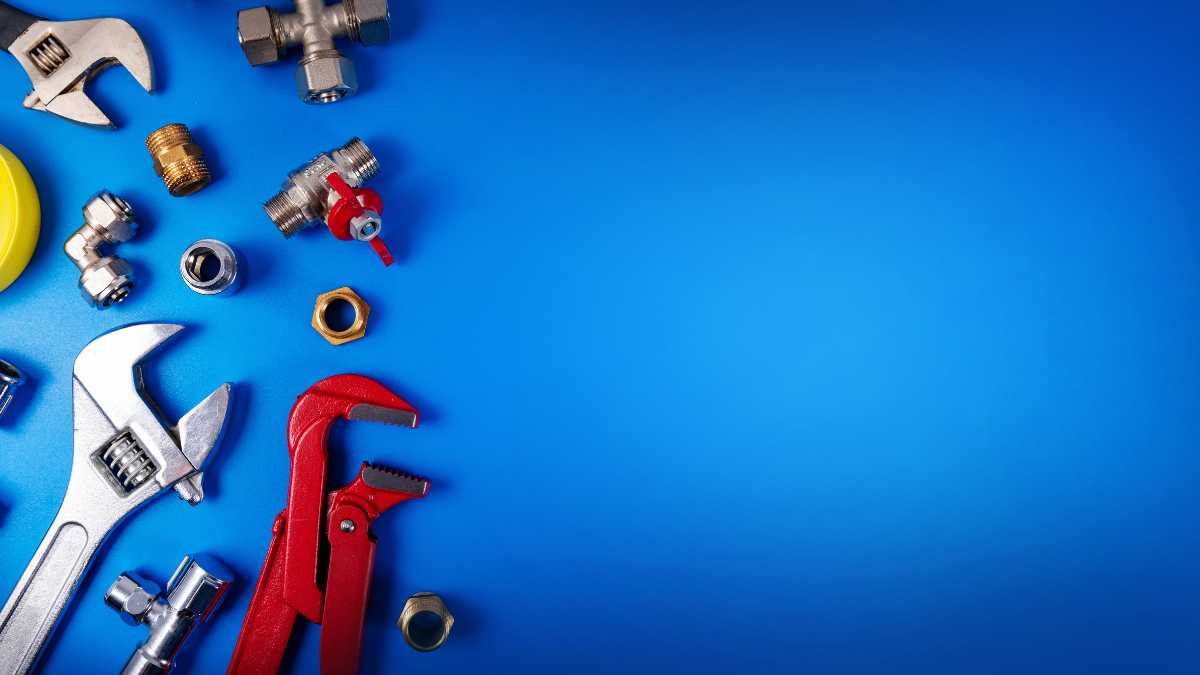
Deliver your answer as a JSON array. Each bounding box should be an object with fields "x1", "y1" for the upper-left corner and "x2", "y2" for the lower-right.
[
  {"x1": 398, "y1": 592, "x2": 454, "y2": 652},
  {"x1": 146, "y1": 123, "x2": 211, "y2": 196},
  {"x1": 312, "y1": 287, "x2": 369, "y2": 345}
]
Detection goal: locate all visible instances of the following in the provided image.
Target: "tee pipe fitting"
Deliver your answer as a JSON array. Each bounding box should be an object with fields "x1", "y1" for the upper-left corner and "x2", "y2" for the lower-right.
[
  {"x1": 237, "y1": 0, "x2": 391, "y2": 103},
  {"x1": 62, "y1": 190, "x2": 139, "y2": 309},
  {"x1": 105, "y1": 554, "x2": 233, "y2": 675}
]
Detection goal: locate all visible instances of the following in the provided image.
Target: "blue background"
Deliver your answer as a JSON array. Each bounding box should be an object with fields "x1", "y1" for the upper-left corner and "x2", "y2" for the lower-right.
[{"x1": 1, "y1": 1, "x2": 1198, "y2": 673}]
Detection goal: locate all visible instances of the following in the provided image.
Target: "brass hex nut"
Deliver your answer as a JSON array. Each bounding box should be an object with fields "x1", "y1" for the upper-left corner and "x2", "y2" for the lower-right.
[
  {"x1": 398, "y1": 592, "x2": 454, "y2": 652},
  {"x1": 312, "y1": 287, "x2": 370, "y2": 346}
]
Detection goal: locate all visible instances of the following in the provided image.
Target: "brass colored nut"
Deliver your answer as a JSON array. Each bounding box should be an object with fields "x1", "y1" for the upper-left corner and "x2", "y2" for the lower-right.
[
  {"x1": 398, "y1": 592, "x2": 454, "y2": 652},
  {"x1": 312, "y1": 287, "x2": 369, "y2": 345},
  {"x1": 146, "y1": 123, "x2": 211, "y2": 197}
]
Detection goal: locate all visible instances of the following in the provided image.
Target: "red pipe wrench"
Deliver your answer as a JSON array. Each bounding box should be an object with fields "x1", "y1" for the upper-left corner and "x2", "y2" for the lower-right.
[{"x1": 227, "y1": 375, "x2": 430, "y2": 675}]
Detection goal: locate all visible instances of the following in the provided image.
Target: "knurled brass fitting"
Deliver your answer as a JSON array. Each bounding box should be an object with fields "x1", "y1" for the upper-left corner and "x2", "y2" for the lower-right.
[{"x1": 146, "y1": 123, "x2": 211, "y2": 196}]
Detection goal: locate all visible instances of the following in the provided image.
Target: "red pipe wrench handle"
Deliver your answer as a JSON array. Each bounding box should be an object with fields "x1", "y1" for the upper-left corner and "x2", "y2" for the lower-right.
[
  {"x1": 319, "y1": 503, "x2": 378, "y2": 675},
  {"x1": 227, "y1": 513, "x2": 300, "y2": 675}
]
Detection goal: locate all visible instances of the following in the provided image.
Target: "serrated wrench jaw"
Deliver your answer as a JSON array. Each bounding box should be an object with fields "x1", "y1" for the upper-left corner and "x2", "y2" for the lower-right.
[{"x1": 7, "y1": 17, "x2": 153, "y2": 127}]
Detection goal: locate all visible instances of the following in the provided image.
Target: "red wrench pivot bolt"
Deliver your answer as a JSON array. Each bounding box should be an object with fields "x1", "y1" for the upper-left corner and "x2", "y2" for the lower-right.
[
  {"x1": 325, "y1": 172, "x2": 393, "y2": 266},
  {"x1": 227, "y1": 375, "x2": 429, "y2": 675}
]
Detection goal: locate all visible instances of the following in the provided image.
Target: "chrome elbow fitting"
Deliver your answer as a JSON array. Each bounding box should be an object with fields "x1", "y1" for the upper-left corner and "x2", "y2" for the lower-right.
[{"x1": 62, "y1": 190, "x2": 139, "y2": 309}]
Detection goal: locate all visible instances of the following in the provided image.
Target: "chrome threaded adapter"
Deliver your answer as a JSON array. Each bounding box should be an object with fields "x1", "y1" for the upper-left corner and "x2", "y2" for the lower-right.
[
  {"x1": 146, "y1": 123, "x2": 212, "y2": 197},
  {"x1": 0, "y1": 358, "x2": 25, "y2": 421}
]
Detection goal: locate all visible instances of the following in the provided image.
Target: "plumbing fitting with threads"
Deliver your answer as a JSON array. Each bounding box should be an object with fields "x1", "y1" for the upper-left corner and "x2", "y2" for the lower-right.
[
  {"x1": 0, "y1": 358, "x2": 25, "y2": 421},
  {"x1": 62, "y1": 190, "x2": 139, "y2": 308},
  {"x1": 264, "y1": 137, "x2": 393, "y2": 265},
  {"x1": 146, "y1": 123, "x2": 211, "y2": 196},
  {"x1": 237, "y1": 0, "x2": 392, "y2": 104},
  {"x1": 105, "y1": 554, "x2": 233, "y2": 675}
]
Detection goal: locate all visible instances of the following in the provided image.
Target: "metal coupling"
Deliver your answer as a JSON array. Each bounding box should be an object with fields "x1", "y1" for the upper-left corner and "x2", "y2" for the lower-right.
[
  {"x1": 263, "y1": 137, "x2": 393, "y2": 264},
  {"x1": 105, "y1": 554, "x2": 233, "y2": 675},
  {"x1": 237, "y1": 0, "x2": 391, "y2": 103},
  {"x1": 146, "y1": 123, "x2": 211, "y2": 196},
  {"x1": 180, "y1": 239, "x2": 241, "y2": 296},
  {"x1": 0, "y1": 358, "x2": 25, "y2": 420},
  {"x1": 62, "y1": 190, "x2": 139, "y2": 309},
  {"x1": 398, "y1": 592, "x2": 454, "y2": 652}
]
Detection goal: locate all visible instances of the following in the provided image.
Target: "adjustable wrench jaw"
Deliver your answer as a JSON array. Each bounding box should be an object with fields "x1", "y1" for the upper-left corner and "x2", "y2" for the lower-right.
[
  {"x1": 0, "y1": 323, "x2": 232, "y2": 675},
  {"x1": 3, "y1": 11, "x2": 153, "y2": 128},
  {"x1": 73, "y1": 323, "x2": 232, "y2": 505}
]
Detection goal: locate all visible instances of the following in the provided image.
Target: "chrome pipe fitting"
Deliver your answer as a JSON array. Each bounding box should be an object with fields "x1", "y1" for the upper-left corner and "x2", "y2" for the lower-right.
[
  {"x1": 0, "y1": 358, "x2": 25, "y2": 420},
  {"x1": 62, "y1": 190, "x2": 139, "y2": 309},
  {"x1": 237, "y1": 0, "x2": 391, "y2": 103},
  {"x1": 180, "y1": 239, "x2": 241, "y2": 297},
  {"x1": 398, "y1": 592, "x2": 454, "y2": 652},
  {"x1": 105, "y1": 554, "x2": 233, "y2": 675},
  {"x1": 263, "y1": 137, "x2": 379, "y2": 237}
]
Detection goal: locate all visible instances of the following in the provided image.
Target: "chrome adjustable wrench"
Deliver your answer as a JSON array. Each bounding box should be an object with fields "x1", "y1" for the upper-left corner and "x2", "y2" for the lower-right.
[
  {"x1": 0, "y1": 1, "x2": 153, "y2": 127},
  {"x1": 0, "y1": 324, "x2": 232, "y2": 674}
]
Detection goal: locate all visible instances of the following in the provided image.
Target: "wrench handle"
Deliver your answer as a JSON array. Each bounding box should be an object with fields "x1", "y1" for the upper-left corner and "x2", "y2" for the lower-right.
[
  {"x1": 0, "y1": 517, "x2": 102, "y2": 675},
  {"x1": 0, "y1": 2, "x2": 39, "y2": 52}
]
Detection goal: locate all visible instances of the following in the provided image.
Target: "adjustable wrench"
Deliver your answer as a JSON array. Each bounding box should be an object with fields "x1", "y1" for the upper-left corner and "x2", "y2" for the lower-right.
[
  {"x1": 0, "y1": 2, "x2": 153, "y2": 127},
  {"x1": 0, "y1": 323, "x2": 232, "y2": 674}
]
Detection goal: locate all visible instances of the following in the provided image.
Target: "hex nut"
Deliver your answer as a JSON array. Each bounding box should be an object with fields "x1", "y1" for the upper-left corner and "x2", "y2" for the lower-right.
[
  {"x1": 312, "y1": 287, "x2": 369, "y2": 345},
  {"x1": 238, "y1": 7, "x2": 280, "y2": 65},
  {"x1": 296, "y1": 54, "x2": 358, "y2": 104},
  {"x1": 79, "y1": 258, "x2": 134, "y2": 308},
  {"x1": 83, "y1": 191, "x2": 137, "y2": 243},
  {"x1": 398, "y1": 592, "x2": 454, "y2": 652},
  {"x1": 353, "y1": 0, "x2": 391, "y2": 46}
]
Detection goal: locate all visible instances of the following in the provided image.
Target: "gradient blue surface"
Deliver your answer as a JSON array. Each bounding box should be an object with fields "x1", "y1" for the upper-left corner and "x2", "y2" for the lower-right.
[{"x1": 0, "y1": 1, "x2": 1198, "y2": 673}]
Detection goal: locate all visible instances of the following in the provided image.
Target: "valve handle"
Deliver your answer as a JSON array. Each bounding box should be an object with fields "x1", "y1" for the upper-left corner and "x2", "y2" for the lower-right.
[{"x1": 324, "y1": 173, "x2": 393, "y2": 266}]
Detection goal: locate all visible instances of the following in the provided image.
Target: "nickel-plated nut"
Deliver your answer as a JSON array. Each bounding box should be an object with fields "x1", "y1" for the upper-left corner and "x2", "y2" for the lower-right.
[
  {"x1": 296, "y1": 53, "x2": 358, "y2": 104},
  {"x1": 238, "y1": 6, "x2": 281, "y2": 65},
  {"x1": 398, "y1": 592, "x2": 454, "y2": 652},
  {"x1": 180, "y1": 239, "x2": 241, "y2": 296},
  {"x1": 79, "y1": 257, "x2": 134, "y2": 308},
  {"x1": 351, "y1": 0, "x2": 391, "y2": 46},
  {"x1": 83, "y1": 191, "x2": 137, "y2": 242},
  {"x1": 312, "y1": 286, "x2": 369, "y2": 345},
  {"x1": 104, "y1": 573, "x2": 161, "y2": 626}
]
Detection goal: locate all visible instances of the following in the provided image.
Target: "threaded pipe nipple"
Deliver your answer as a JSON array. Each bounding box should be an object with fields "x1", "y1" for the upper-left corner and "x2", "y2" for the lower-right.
[{"x1": 146, "y1": 123, "x2": 212, "y2": 197}]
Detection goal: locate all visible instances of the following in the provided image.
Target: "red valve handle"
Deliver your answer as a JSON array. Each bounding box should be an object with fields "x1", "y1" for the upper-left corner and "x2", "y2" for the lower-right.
[{"x1": 324, "y1": 172, "x2": 393, "y2": 266}]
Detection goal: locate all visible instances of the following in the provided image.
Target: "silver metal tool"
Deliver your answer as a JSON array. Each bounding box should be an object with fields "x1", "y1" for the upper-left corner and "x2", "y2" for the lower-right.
[
  {"x1": 0, "y1": 1, "x2": 153, "y2": 127},
  {"x1": 0, "y1": 358, "x2": 24, "y2": 420},
  {"x1": 105, "y1": 554, "x2": 233, "y2": 675},
  {"x1": 0, "y1": 324, "x2": 232, "y2": 675}
]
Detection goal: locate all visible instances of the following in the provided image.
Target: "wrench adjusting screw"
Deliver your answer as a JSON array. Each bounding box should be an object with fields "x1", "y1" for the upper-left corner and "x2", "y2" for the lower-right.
[{"x1": 146, "y1": 123, "x2": 211, "y2": 196}]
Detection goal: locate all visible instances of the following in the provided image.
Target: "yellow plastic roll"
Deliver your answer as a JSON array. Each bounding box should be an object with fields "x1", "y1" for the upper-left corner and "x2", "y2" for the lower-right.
[{"x1": 0, "y1": 144, "x2": 40, "y2": 293}]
